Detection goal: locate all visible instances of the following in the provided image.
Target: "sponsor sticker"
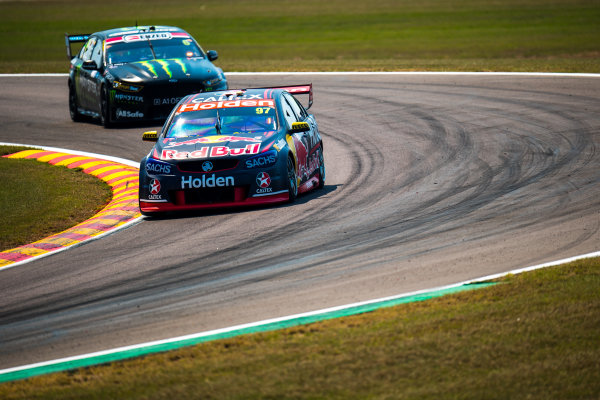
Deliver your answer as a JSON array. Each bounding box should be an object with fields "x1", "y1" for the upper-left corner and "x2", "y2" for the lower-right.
[
  {"x1": 178, "y1": 99, "x2": 275, "y2": 113},
  {"x1": 281, "y1": 85, "x2": 311, "y2": 93},
  {"x1": 154, "y1": 97, "x2": 182, "y2": 106},
  {"x1": 273, "y1": 138, "x2": 287, "y2": 152},
  {"x1": 181, "y1": 175, "x2": 234, "y2": 189},
  {"x1": 167, "y1": 135, "x2": 261, "y2": 147},
  {"x1": 115, "y1": 94, "x2": 144, "y2": 103},
  {"x1": 256, "y1": 172, "x2": 271, "y2": 188},
  {"x1": 124, "y1": 32, "x2": 173, "y2": 42},
  {"x1": 256, "y1": 172, "x2": 273, "y2": 194},
  {"x1": 145, "y1": 160, "x2": 172, "y2": 175},
  {"x1": 245, "y1": 151, "x2": 277, "y2": 169},
  {"x1": 192, "y1": 93, "x2": 264, "y2": 103},
  {"x1": 202, "y1": 161, "x2": 213, "y2": 172},
  {"x1": 161, "y1": 144, "x2": 260, "y2": 160},
  {"x1": 116, "y1": 109, "x2": 144, "y2": 118},
  {"x1": 150, "y1": 179, "x2": 161, "y2": 194}
]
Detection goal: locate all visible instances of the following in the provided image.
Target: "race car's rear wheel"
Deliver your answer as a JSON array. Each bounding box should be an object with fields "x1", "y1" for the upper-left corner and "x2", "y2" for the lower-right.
[
  {"x1": 100, "y1": 85, "x2": 113, "y2": 128},
  {"x1": 317, "y1": 145, "x2": 325, "y2": 189},
  {"x1": 68, "y1": 83, "x2": 82, "y2": 122},
  {"x1": 287, "y1": 155, "x2": 298, "y2": 203}
]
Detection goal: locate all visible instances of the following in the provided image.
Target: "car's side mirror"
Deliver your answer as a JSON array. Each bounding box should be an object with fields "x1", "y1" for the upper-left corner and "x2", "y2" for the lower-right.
[
  {"x1": 289, "y1": 121, "x2": 310, "y2": 134},
  {"x1": 142, "y1": 131, "x2": 158, "y2": 141},
  {"x1": 81, "y1": 60, "x2": 98, "y2": 70},
  {"x1": 206, "y1": 50, "x2": 218, "y2": 61}
]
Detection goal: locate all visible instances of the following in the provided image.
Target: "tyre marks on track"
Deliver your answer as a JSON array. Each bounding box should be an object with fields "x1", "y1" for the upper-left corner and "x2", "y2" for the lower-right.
[{"x1": 305, "y1": 81, "x2": 599, "y2": 270}]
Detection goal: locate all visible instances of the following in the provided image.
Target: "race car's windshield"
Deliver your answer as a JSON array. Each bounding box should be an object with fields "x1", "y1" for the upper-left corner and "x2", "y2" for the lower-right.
[
  {"x1": 106, "y1": 38, "x2": 204, "y2": 64},
  {"x1": 166, "y1": 107, "x2": 277, "y2": 138}
]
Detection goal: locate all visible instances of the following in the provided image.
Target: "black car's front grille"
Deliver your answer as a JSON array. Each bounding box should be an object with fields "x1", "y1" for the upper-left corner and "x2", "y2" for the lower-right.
[{"x1": 177, "y1": 159, "x2": 239, "y2": 173}]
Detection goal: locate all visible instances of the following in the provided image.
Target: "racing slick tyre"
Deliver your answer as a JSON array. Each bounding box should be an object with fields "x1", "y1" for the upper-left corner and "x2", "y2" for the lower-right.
[
  {"x1": 100, "y1": 85, "x2": 113, "y2": 128},
  {"x1": 68, "y1": 83, "x2": 83, "y2": 122},
  {"x1": 287, "y1": 155, "x2": 298, "y2": 203},
  {"x1": 317, "y1": 145, "x2": 325, "y2": 189}
]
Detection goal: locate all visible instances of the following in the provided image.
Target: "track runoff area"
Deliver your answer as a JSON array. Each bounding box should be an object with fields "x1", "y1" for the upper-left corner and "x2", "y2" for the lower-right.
[{"x1": 0, "y1": 72, "x2": 598, "y2": 382}]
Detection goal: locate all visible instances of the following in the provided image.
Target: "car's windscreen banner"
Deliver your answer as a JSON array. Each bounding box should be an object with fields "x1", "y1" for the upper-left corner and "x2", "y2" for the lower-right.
[{"x1": 178, "y1": 99, "x2": 275, "y2": 113}]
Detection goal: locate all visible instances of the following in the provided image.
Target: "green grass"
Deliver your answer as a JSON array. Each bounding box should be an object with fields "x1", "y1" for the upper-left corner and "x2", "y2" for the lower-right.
[
  {"x1": 0, "y1": 146, "x2": 112, "y2": 251},
  {"x1": 1, "y1": 258, "x2": 598, "y2": 399},
  {"x1": 0, "y1": 0, "x2": 598, "y2": 73}
]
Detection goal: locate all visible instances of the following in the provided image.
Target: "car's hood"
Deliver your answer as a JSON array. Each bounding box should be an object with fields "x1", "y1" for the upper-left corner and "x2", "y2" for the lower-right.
[
  {"x1": 154, "y1": 133, "x2": 281, "y2": 162},
  {"x1": 108, "y1": 58, "x2": 221, "y2": 82}
]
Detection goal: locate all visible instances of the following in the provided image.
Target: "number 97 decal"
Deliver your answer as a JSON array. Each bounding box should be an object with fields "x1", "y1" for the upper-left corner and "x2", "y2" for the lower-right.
[{"x1": 255, "y1": 107, "x2": 272, "y2": 114}]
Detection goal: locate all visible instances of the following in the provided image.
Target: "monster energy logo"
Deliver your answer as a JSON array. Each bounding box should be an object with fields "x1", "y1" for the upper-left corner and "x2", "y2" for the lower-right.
[
  {"x1": 139, "y1": 61, "x2": 158, "y2": 77},
  {"x1": 157, "y1": 60, "x2": 172, "y2": 79},
  {"x1": 174, "y1": 59, "x2": 187, "y2": 74},
  {"x1": 114, "y1": 93, "x2": 144, "y2": 103},
  {"x1": 136, "y1": 60, "x2": 188, "y2": 78}
]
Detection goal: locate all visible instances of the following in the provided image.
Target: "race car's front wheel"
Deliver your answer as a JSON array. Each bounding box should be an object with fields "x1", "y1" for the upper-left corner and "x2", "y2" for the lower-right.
[
  {"x1": 287, "y1": 155, "x2": 298, "y2": 203},
  {"x1": 68, "y1": 83, "x2": 82, "y2": 122},
  {"x1": 100, "y1": 85, "x2": 113, "y2": 128},
  {"x1": 317, "y1": 145, "x2": 325, "y2": 189}
]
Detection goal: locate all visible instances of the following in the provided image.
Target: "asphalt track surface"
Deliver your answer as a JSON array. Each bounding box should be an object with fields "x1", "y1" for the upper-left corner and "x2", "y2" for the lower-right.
[{"x1": 0, "y1": 74, "x2": 598, "y2": 369}]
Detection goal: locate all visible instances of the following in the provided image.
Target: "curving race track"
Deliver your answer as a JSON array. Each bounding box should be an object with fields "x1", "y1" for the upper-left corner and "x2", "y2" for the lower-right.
[{"x1": 0, "y1": 73, "x2": 598, "y2": 369}]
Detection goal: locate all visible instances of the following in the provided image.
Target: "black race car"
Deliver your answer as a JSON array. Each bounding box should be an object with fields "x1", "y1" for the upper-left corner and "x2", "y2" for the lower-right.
[
  {"x1": 139, "y1": 84, "x2": 325, "y2": 215},
  {"x1": 66, "y1": 25, "x2": 227, "y2": 127}
]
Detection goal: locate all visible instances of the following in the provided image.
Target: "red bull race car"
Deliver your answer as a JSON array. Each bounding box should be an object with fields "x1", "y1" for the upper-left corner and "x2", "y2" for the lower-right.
[
  {"x1": 138, "y1": 84, "x2": 325, "y2": 215},
  {"x1": 66, "y1": 25, "x2": 227, "y2": 127}
]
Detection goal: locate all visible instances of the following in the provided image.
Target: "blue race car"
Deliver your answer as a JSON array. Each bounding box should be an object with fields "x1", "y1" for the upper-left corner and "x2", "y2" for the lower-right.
[{"x1": 139, "y1": 85, "x2": 325, "y2": 215}]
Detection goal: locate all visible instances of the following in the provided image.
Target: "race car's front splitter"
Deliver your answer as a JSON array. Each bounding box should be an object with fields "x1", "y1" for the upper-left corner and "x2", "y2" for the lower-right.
[{"x1": 139, "y1": 190, "x2": 289, "y2": 213}]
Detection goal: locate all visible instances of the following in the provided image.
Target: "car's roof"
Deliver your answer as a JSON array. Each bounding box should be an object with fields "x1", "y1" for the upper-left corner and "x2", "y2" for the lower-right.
[{"x1": 92, "y1": 25, "x2": 187, "y2": 40}]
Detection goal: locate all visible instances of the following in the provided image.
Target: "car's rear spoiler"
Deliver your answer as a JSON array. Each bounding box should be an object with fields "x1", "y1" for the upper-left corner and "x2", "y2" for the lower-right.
[
  {"x1": 280, "y1": 84, "x2": 313, "y2": 110},
  {"x1": 65, "y1": 33, "x2": 90, "y2": 59},
  {"x1": 251, "y1": 84, "x2": 313, "y2": 110}
]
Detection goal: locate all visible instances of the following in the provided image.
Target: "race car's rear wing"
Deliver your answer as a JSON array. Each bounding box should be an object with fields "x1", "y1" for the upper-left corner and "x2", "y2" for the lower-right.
[
  {"x1": 251, "y1": 84, "x2": 313, "y2": 110},
  {"x1": 65, "y1": 33, "x2": 91, "y2": 59},
  {"x1": 279, "y1": 84, "x2": 313, "y2": 110}
]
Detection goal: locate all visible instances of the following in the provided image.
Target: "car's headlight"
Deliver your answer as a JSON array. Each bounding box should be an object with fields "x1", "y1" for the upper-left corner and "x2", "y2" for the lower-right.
[{"x1": 113, "y1": 81, "x2": 144, "y2": 92}]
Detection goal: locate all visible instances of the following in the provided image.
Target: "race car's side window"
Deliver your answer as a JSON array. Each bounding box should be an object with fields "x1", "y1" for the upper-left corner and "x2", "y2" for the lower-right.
[
  {"x1": 284, "y1": 93, "x2": 308, "y2": 121},
  {"x1": 280, "y1": 96, "x2": 298, "y2": 129},
  {"x1": 91, "y1": 39, "x2": 103, "y2": 69},
  {"x1": 81, "y1": 37, "x2": 96, "y2": 62}
]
